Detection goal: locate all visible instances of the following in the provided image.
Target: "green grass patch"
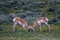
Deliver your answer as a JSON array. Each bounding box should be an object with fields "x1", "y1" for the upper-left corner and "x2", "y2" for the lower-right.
[{"x1": 0, "y1": 24, "x2": 60, "y2": 40}]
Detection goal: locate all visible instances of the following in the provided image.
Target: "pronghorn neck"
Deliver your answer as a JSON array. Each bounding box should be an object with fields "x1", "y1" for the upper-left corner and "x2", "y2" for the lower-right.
[{"x1": 32, "y1": 21, "x2": 37, "y2": 28}]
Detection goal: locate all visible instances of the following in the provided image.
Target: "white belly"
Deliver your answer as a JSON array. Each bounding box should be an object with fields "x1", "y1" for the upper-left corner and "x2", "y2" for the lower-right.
[
  {"x1": 18, "y1": 21, "x2": 25, "y2": 27},
  {"x1": 37, "y1": 20, "x2": 45, "y2": 25}
]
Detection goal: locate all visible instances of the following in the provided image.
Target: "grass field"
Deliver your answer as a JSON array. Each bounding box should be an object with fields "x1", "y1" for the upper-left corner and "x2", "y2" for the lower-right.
[{"x1": 0, "y1": 24, "x2": 60, "y2": 40}]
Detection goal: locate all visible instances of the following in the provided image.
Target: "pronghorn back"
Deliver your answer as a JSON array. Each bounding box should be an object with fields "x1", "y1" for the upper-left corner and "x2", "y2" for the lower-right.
[
  {"x1": 36, "y1": 17, "x2": 48, "y2": 22},
  {"x1": 13, "y1": 17, "x2": 28, "y2": 27}
]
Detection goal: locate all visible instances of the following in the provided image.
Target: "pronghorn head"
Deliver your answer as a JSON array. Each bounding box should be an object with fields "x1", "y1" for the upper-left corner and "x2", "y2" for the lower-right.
[{"x1": 27, "y1": 25, "x2": 35, "y2": 32}]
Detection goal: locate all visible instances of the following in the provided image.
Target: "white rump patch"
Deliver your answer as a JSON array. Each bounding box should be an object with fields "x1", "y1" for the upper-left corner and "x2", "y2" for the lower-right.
[{"x1": 13, "y1": 18, "x2": 16, "y2": 22}]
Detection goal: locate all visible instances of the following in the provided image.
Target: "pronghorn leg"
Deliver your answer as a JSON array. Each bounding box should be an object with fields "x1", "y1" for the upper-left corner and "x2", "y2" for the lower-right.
[
  {"x1": 13, "y1": 23, "x2": 17, "y2": 32},
  {"x1": 45, "y1": 23, "x2": 50, "y2": 32},
  {"x1": 39, "y1": 24, "x2": 42, "y2": 32},
  {"x1": 40, "y1": 26, "x2": 42, "y2": 32}
]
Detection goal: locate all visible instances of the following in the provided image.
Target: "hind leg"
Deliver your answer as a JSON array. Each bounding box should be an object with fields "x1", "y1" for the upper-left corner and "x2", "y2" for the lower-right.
[{"x1": 13, "y1": 23, "x2": 17, "y2": 32}]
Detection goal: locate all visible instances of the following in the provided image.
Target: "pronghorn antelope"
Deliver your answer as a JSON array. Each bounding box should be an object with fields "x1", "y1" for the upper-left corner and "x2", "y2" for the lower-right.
[
  {"x1": 32, "y1": 17, "x2": 50, "y2": 32},
  {"x1": 13, "y1": 17, "x2": 29, "y2": 32}
]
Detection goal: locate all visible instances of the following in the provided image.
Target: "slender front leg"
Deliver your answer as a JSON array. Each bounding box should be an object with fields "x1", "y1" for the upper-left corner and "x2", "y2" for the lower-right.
[
  {"x1": 13, "y1": 23, "x2": 17, "y2": 32},
  {"x1": 47, "y1": 24, "x2": 50, "y2": 32},
  {"x1": 39, "y1": 24, "x2": 42, "y2": 32},
  {"x1": 45, "y1": 23, "x2": 50, "y2": 32}
]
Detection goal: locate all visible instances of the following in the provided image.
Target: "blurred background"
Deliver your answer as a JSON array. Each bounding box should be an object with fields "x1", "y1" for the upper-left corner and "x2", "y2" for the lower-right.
[{"x1": 0, "y1": 0, "x2": 60, "y2": 25}]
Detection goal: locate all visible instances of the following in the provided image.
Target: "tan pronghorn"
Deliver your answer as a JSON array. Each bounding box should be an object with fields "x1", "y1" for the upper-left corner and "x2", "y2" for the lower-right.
[
  {"x1": 32, "y1": 17, "x2": 50, "y2": 32},
  {"x1": 13, "y1": 17, "x2": 29, "y2": 32}
]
